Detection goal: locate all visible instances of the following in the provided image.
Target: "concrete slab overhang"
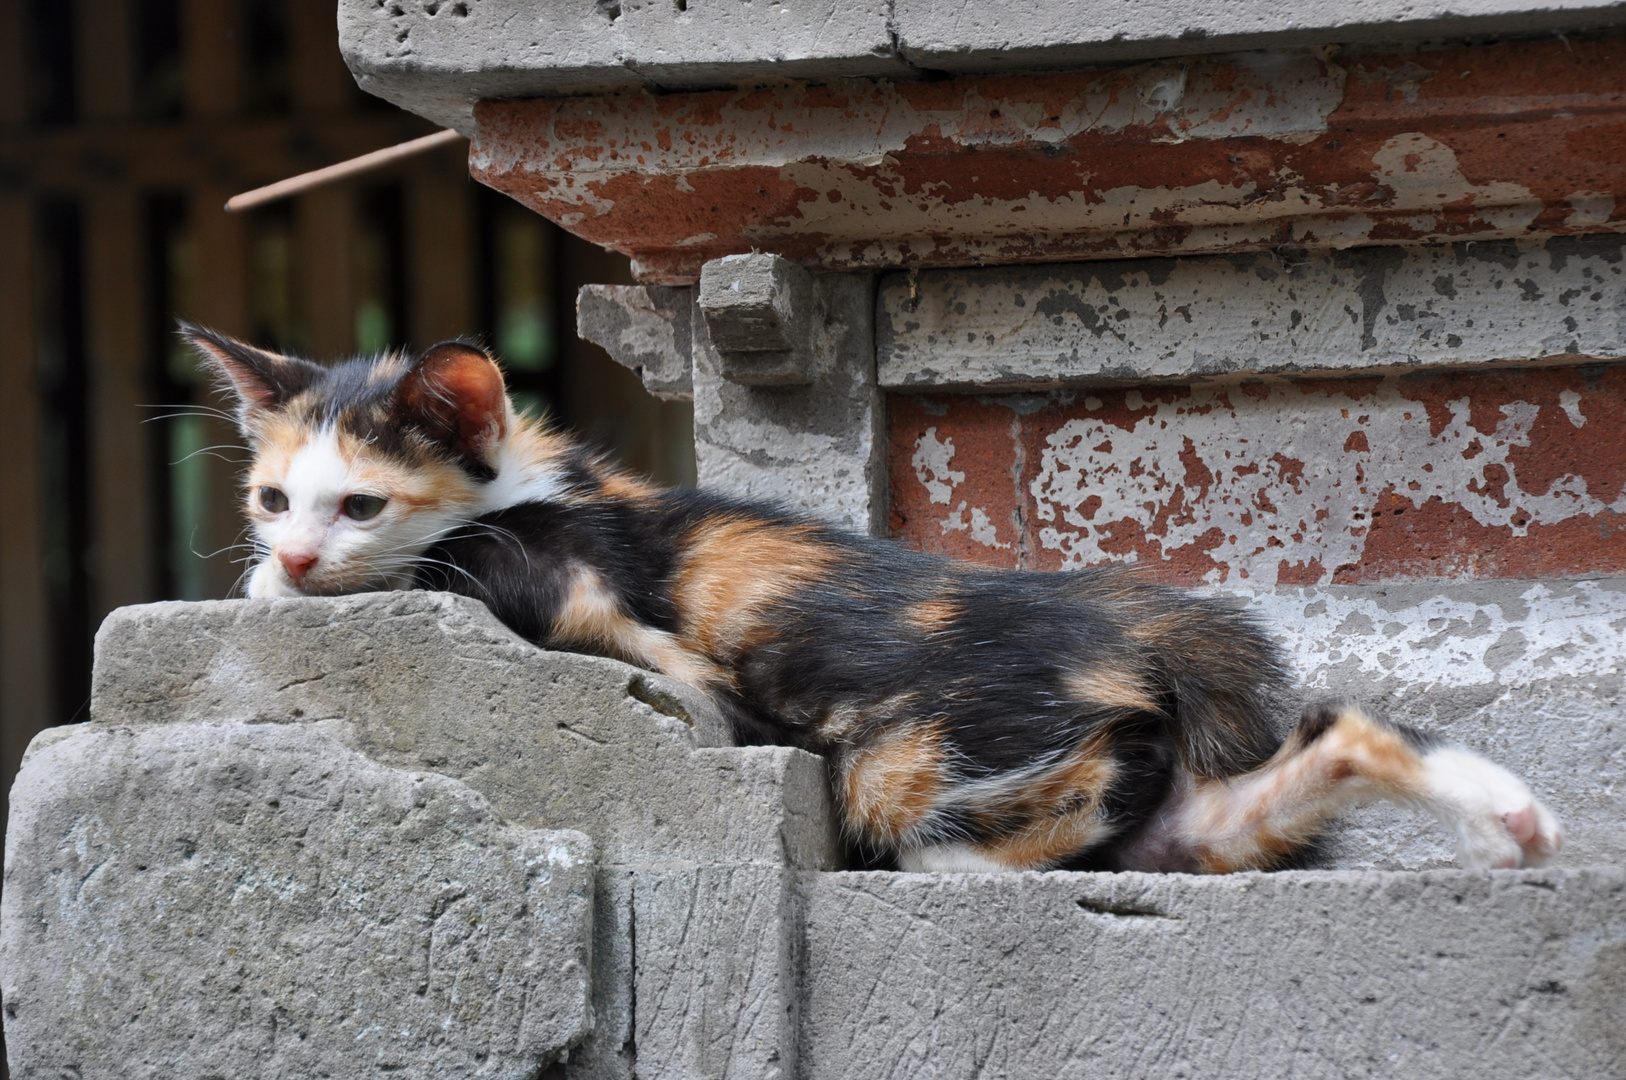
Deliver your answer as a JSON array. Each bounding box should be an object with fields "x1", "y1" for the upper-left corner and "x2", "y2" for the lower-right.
[
  {"x1": 467, "y1": 34, "x2": 1626, "y2": 283},
  {"x1": 340, "y1": 0, "x2": 1626, "y2": 133}
]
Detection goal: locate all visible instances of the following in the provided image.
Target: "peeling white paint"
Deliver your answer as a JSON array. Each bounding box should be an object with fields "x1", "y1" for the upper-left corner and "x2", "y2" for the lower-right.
[
  {"x1": 911, "y1": 427, "x2": 964, "y2": 505},
  {"x1": 1371, "y1": 133, "x2": 1539, "y2": 226},
  {"x1": 1559, "y1": 389, "x2": 1587, "y2": 428},
  {"x1": 910, "y1": 427, "x2": 1010, "y2": 550},
  {"x1": 1246, "y1": 579, "x2": 1626, "y2": 691},
  {"x1": 1027, "y1": 377, "x2": 1626, "y2": 586},
  {"x1": 1565, "y1": 190, "x2": 1616, "y2": 228},
  {"x1": 478, "y1": 53, "x2": 1343, "y2": 189}
]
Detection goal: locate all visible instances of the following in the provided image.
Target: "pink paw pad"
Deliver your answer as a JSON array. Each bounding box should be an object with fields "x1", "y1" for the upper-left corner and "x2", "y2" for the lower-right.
[{"x1": 1501, "y1": 806, "x2": 1538, "y2": 844}]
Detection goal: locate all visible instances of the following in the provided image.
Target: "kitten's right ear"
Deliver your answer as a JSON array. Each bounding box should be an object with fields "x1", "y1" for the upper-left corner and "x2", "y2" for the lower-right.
[{"x1": 180, "y1": 321, "x2": 323, "y2": 431}]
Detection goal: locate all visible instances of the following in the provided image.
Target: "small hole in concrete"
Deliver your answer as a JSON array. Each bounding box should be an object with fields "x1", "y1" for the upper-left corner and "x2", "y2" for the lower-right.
[
  {"x1": 676, "y1": 0, "x2": 687, "y2": 10},
  {"x1": 596, "y1": 0, "x2": 621, "y2": 20}
]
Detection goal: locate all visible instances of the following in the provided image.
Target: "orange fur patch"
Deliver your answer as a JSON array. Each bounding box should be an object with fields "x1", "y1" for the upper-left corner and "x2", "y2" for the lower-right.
[
  {"x1": 904, "y1": 599, "x2": 960, "y2": 633},
  {"x1": 974, "y1": 804, "x2": 1115, "y2": 869},
  {"x1": 960, "y1": 737, "x2": 1118, "y2": 867},
  {"x1": 1175, "y1": 705, "x2": 1430, "y2": 872},
  {"x1": 1063, "y1": 666, "x2": 1160, "y2": 714},
  {"x1": 841, "y1": 723, "x2": 949, "y2": 843},
  {"x1": 671, "y1": 516, "x2": 837, "y2": 658},
  {"x1": 552, "y1": 565, "x2": 724, "y2": 688}
]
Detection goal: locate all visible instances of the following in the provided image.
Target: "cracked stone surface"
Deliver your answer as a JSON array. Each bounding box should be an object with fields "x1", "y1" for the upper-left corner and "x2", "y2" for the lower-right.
[
  {"x1": 1, "y1": 721, "x2": 594, "y2": 1079},
  {"x1": 801, "y1": 868, "x2": 1626, "y2": 1080},
  {"x1": 16, "y1": 590, "x2": 1624, "y2": 1079},
  {"x1": 74, "y1": 591, "x2": 838, "y2": 1080}
]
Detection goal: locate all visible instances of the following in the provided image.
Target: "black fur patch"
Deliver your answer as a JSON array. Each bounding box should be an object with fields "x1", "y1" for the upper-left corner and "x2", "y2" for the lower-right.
[{"x1": 419, "y1": 477, "x2": 1296, "y2": 861}]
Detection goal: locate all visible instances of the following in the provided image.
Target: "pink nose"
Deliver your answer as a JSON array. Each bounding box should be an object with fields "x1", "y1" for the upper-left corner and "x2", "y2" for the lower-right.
[{"x1": 279, "y1": 551, "x2": 319, "y2": 585}]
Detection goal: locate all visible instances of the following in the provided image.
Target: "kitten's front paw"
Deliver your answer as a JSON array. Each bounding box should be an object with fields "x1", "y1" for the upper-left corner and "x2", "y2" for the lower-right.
[
  {"x1": 247, "y1": 559, "x2": 303, "y2": 598},
  {"x1": 1423, "y1": 747, "x2": 1563, "y2": 869}
]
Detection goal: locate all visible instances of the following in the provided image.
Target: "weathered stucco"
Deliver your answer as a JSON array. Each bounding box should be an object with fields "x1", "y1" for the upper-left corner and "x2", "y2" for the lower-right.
[
  {"x1": 877, "y1": 236, "x2": 1626, "y2": 388},
  {"x1": 470, "y1": 36, "x2": 1626, "y2": 282},
  {"x1": 890, "y1": 364, "x2": 1626, "y2": 585}
]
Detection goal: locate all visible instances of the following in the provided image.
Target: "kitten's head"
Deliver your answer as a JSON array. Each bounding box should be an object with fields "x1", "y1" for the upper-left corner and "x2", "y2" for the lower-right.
[{"x1": 185, "y1": 324, "x2": 514, "y2": 598}]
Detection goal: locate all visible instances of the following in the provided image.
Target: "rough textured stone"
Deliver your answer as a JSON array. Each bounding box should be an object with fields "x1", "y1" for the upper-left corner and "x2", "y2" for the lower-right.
[
  {"x1": 25, "y1": 584, "x2": 1625, "y2": 1079},
  {"x1": 339, "y1": 0, "x2": 1626, "y2": 133},
  {"x1": 878, "y1": 236, "x2": 1626, "y2": 389},
  {"x1": 692, "y1": 271, "x2": 884, "y2": 534},
  {"x1": 632, "y1": 865, "x2": 805, "y2": 1080},
  {"x1": 89, "y1": 592, "x2": 839, "y2": 870},
  {"x1": 893, "y1": 0, "x2": 1626, "y2": 72},
  {"x1": 576, "y1": 284, "x2": 693, "y2": 401},
  {"x1": 1, "y1": 721, "x2": 594, "y2": 1079},
  {"x1": 81, "y1": 591, "x2": 840, "y2": 1080},
  {"x1": 699, "y1": 254, "x2": 813, "y2": 385},
  {"x1": 800, "y1": 868, "x2": 1626, "y2": 1080},
  {"x1": 338, "y1": 0, "x2": 908, "y2": 133}
]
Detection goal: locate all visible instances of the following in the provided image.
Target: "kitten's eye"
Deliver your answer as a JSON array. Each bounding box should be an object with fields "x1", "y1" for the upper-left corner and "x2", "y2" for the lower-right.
[
  {"x1": 259, "y1": 487, "x2": 288, "y2": 513},
  {"x1": 343, "y1": 494, "x2": 388, "y2": 521}
]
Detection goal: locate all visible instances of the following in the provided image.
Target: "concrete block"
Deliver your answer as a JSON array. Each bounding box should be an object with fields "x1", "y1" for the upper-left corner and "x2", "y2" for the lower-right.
[
  {"x1": 577, "y1": 283, "x2": 694, "y2": 401},
  {"x1": 699, "y1": 254, "x2": 814, "y2": 386},
  {"x1": 338, "y1": 0, "x2": 641, "y2": 133},
  {"x1": 1, "y1": 721, "x2": 594, "y2": 1078},
  {"x1": 89, "y1": 592, "x2": 840, "y2": 871},
  {"x1": 877, "y1": 236, "x2": 1626, "y2": 389},
  {"x1": 893, "y1": 0, "x2": 1626, "y2": 72},
  {"x1": 80, "y1": 592, "x2": 842, "y2": 1080},
  {"x1": 613, "y1": 0, "x2": 911, "y2": 86},
  {"x1": 692, "y1": 271, "x2": 884, "y2": 533},
  {"x1": 339, "y1": 0, "x2": 1626, "y2": 132},
  {"x1": 800, "y1": 868, "x2": 1626, "y2": 1079},
  {"x1": 337, "y1": 0, "x2": 908, "y2": 133},
  {"x1": 632, "y1": 865, "x2": 804, "y2": 1080}
]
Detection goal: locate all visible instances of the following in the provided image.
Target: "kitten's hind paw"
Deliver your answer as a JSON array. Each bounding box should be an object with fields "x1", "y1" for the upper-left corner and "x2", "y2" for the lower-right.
[{"x1": 1422, "y1": 747, "x2": 1564, "y2": 869}]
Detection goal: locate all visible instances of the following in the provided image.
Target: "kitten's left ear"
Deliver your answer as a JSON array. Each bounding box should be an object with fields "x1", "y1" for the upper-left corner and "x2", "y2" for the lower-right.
[
  {"x1": 181, "y1": 321, "x2": 324, "y2": 434},
  {"x1": 397, "y1": 340, "x2": 509, "y2": 471}
]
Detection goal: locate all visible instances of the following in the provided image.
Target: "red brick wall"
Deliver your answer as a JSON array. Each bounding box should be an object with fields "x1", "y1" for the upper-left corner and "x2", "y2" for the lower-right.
[{"x1": 889, "y1": 366, "x2": 1626, "y2": 585}]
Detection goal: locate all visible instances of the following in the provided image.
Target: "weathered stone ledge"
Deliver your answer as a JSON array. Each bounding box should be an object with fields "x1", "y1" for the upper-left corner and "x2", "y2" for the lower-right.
[
  {"x1": 5, "y1": 591, "x2": 1621, "y2": 1078},
  {"x1": 340, "y1": 0, "x2": 1626, "y2": 133}
]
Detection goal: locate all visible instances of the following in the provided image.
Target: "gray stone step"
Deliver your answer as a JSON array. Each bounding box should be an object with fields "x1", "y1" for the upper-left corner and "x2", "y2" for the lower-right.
[
  {"x1": 4, "y1": 589, "x2": 1619, "y2": 1078},
  {"x1": 800, "y1": 868, "x2": 1626, "y2": 1080},
  {"x1": 1, "y1": 720, "x2": 595, "y2": 1079}
]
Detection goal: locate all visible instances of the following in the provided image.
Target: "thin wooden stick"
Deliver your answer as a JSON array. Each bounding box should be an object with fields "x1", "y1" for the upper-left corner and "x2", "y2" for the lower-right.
[{"x1": 224, "y1": 128, "x2": 465, "y2": 212}]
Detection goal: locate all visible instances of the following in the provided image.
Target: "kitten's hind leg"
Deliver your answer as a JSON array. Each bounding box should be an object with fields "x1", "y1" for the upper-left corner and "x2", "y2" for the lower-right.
[{"x1": 1117, "y1": 700, "x2": 1562, "y2": 873}]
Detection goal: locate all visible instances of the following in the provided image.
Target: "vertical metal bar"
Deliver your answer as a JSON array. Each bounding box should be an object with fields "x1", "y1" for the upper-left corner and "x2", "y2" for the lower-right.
[
  {"x1": 406, "y1": 158, "x2": 476, "y2": 348},
  {"x1": 84, "y1": 192, "x2": 158, "y2": 612},
  {"x1": 188, "y1": 186, "x2": 251, "y2": 599},
  {"x1": 299, "y1": 185, "x2": 359, "y2": 357},
  {"x1": 0, "y1": 193, "x2": 51, "y2": 826}
]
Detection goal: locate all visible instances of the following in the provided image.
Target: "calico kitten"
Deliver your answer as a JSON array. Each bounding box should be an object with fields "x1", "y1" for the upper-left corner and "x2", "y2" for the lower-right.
[{"x1": 186, "y1": 324, "x2": 1562, "y2": 873}]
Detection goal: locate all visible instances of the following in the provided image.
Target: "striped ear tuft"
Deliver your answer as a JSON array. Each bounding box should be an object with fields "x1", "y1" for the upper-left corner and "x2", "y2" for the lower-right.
[{"x1": 180, "y1": 321, "x2": 324, "y2": 432}]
